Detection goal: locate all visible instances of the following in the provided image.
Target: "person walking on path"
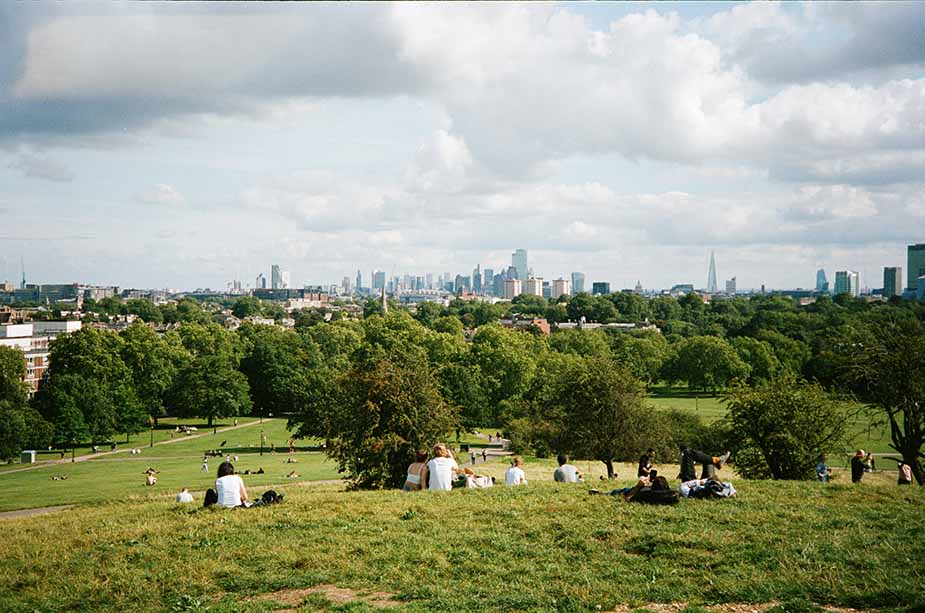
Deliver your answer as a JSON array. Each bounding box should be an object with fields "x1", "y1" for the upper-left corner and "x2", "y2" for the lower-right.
[
  {"x1": 201, "y1": 457, "x2": 209, "y2": 472},
  {"x1": 470, "y1": 450, "x2": 477, "y2": 465},
  {"x1": 481, "y1": 449, "x2": 488, "y2": 463},
  {"x1": 851, "y1": 450, "x2": 865, "y2": 483}
]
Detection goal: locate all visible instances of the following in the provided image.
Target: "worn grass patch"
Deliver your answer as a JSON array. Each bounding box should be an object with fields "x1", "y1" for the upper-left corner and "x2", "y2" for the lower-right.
[{"x1": 0, "y1": 480, "x2": 921, "y2": 612}]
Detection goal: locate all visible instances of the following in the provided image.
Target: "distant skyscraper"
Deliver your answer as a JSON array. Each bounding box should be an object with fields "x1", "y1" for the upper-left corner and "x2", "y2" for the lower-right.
[
  {"x1": 493, "y1": 273, "x2": 505, "y2": 297},
  {"x1": 280, "y1": 270, "x2": 290, "y2": 289},
  {"x1": 356, "y1": 270, "x2": 362, "y2": 292},
  {"x1": 570, "y1": 272, "x2": 586, "y2": 295},
  {"x1": 472, "y1": 264, "x2": 482, "y2": 293},
  {"x1": 523, "y1": 277, "x2": 543, "y2": 296},
  {"x1": 341, "y1": 276, "x2": 351, "y2": 294},
  {"x1": 815, "y1": 269, "x2": 829, "y2": 293},
  {"x1": 512, "y1": 249, "x2": 528, "y2": 281},
  {"x1": 503, "y1": 278, "x2": 522, "y2": 299},
  {"x1": 425, "y1": 273, "x2": 433, "y2": 289},
  {"x1": 908, "y1": 244, "x2": 925, "y2": 291},
  {"x1": 725, "y1": 277, "x2": 736, "y2": 295},
  {"x1": 372, "y1": 270, "x2": 386, "y2": 290},
  {"x1": 707, "y1": 251, "x2": 718, "y2": 293},
  {"x1": 834, "y1": 270, "x2": 860, "y2": 297},
  {"x1": 483, "y1": 268, "x2": 494, "y2": 295},
  {"x1": 552, "y1": 278, "x2": 570, "y2": 299},
  {"x1": 883, "y1": 267, "x2": 903, "y2": 298},
  {"x1": 634, "y1": 280, "x2": 644, "y2": 294},
  {"x1": 271, "y1": 265, "x2": 282, "y2": 289},
  {"x1": 592, "y1": 282, "x2": 610, "y2": 295},
  {"x1": 256, "y1": 273, "x2": 267, "y2": 289}
]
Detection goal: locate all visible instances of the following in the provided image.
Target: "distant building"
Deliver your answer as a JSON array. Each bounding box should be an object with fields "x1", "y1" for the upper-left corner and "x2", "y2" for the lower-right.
[
  {"x1": 523, "y1": 277, "x2": 543, "y2": 297},
  {"x1": 570, "y1": 272, "x2": 586, "y2": 295},
  {"x1": 834, "y1": 270, "x2": 860, "y2": 297},
  {"x1": 280, "y1": 271, "x2": 290, "y2": 289},
  {"x1": 908, "y1": 244, "x2": 925, "y2": 291},
  {"x1": 551, "y1": 278, "x2": 571, "y2": 299},
  {"x1": 512, "y1": 249, "x2": 528, "y2": 281},
  {"x1": 707, "y1": 251, "x2": 718, "y2": 294},
  {"x1": 725, "y1": 277, "x2": 737, "y2": 295},
  {"x1": 883, "y1": 267, "x2": 903, "y2": 298},
  {"x1": 633, "y1": 280, "x2": 643, "y2": 294},
  {"x1": 503, "y1": 278, "x2": 522, "y2": 299},
  {"x1": 356, "y1": 270, "x2": 363, "y2": 293},
  {"x1": 372, "y1": 270, "x2": 386, "y2": 290},
  {"x1": 493, "y1": 273, "x2": 506, "y2": 297},
  {"x1": 271, "y1": 265, "x2": 282, "y2": 289},
  {"x1": 499, "y1": 316, "x2": 550, "y2": 335},
  {"x1": 669, "y1": 284, "x2": 694, "y2": 296},
  {"x1": 0, "y1": 321, "x2": 82, "y2": 394},
  {"x1": 483, "y1": 269, "x2": 494, "y2": 295},
  {"x1": 472, "y1": 265, "x2": 482, "y2": 293},
  {"x1": 256, "y1": 273, "x2": 267, "y2": 290},
  {"x1": 591, "y1": 282, "x2": 611, "y2": 296},
  {"x1": 815, "y1": 269, "x2": 829, "y2": 293},
  {"x1": 918, "y1": 276, "x2": 925, "y2": 301}
]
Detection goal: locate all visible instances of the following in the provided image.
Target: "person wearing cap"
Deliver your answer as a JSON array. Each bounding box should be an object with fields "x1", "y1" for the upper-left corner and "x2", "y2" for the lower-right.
[{"x1": 851, "y1": 450, "x2": 865, "y2": 483}]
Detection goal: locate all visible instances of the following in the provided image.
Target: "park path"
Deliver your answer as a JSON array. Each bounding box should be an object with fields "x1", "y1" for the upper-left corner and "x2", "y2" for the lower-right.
[
  {"x1": 463, "y1": 431, "x2": 511, "y2": 467},
  {"x1": 0, "y1": 505, "x2": 74, "y2": 521},
  {"x1": 0, "y1": 419, "x2": 267, "y2": 476}
]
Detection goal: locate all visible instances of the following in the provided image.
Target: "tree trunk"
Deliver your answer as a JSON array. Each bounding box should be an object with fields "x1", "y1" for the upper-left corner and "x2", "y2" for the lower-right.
[
  {"x1": 207, "y1": 415, "x2": 213, "y2": 427},
  {"x1": 603, "y1": 458, "x2": 615, "y2": 479}
]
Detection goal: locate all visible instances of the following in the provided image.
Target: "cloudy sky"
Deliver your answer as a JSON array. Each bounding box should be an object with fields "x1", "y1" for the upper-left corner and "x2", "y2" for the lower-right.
[{"x1": 1, "y1": 2, "x2": 923, "y2": 292}]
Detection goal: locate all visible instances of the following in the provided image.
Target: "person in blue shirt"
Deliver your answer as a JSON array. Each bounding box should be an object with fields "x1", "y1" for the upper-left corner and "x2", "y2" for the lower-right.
[{"x1": 816, "y1": 453, "x2": 830, "y2": 483}]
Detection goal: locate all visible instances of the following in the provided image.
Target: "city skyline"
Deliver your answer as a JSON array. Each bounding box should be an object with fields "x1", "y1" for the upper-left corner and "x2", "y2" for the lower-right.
[{"x1": 1, "y1": 3, "x2": 924, "y2": 290}]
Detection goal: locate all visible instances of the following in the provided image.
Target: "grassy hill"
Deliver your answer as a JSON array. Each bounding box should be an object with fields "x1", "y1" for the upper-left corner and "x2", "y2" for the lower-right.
[{"x1": 1, "y1": 480, "x2": 922, "y2": 612}]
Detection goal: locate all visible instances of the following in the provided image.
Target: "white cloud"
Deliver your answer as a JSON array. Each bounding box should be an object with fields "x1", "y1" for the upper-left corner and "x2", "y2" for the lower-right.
[
  {"x1": 9, "y1": 153, "x2": 74, "y2": 182},
  {"x1": 137, "y1": 183, "x2": 185, "y2": 207}
]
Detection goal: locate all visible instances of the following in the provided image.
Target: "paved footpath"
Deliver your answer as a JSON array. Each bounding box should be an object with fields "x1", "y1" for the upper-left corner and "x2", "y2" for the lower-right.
[
  {"x1": 0, "y1": 505, "x2": 74, "y2": 521},
  {"x1": 0, "y1": 419, "x2": 266, "y2": 476}
]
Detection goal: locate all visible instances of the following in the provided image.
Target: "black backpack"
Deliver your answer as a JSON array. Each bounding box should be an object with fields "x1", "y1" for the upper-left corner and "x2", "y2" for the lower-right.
[{"x1": 261, "y1": 490, "x2": 284, "y2": 505}]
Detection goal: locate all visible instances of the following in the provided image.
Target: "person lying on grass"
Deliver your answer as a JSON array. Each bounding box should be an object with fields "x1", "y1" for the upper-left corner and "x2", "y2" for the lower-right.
[
  {"x1": 590, "y1": 473, "x2": 679, "y2": 505},
  {"x1": 679, "y1": 477, "x2": 736, "y2": 499},
  {"x1": 678, "y1": 447, "x2": 731, "y2": 481}
]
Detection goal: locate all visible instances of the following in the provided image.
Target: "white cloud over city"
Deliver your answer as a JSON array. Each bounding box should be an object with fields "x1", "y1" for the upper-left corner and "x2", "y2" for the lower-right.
[{"x1": 0, "y1": 2, "x2": 922, "y2": 290}]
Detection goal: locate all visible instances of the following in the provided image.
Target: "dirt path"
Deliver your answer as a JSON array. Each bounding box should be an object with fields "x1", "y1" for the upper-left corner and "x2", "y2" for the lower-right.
[
  {"x1": 0, "y1": 505, "x2": 74, "y2": 521},
  {"x1": 0, "y1": 420, "x2": 266, "y2": 476}
]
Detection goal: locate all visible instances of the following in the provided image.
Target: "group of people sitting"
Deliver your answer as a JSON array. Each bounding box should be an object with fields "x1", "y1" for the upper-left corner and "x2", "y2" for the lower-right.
[
  {"x1": 404, "y1": 443, "x2": 500, "y2": 491},
  {"x1": 200, "y1": 461, "x2": 283, "y2": 508}
]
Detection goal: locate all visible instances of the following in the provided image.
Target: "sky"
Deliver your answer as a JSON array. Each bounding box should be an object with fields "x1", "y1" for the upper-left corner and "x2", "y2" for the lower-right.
[{"x1": 1, "y1": 2, "x2": 923, "y2": 292}]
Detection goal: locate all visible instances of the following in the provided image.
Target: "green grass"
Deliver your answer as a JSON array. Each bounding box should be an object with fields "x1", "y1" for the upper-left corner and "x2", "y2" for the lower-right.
[{"x1": 0, "y1": 480, "x2": 922, "y2": 612}]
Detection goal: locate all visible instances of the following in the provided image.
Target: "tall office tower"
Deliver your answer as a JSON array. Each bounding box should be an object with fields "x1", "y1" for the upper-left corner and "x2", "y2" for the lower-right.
[
  {"x1": 883, "y1": 267, "x2": 903, "y2": 298},
  {"x1": 503, "y1": 278, "x2": 522, "y2": 299},
  {"x1": 908, "y1": 244, "x2": 925, "y2": 291},
  {"x1": 707, "y1": 251, "x2": 718, "y2": 293},
  {"x1": 356, "y1": 270, "x2": 363, "y2": 292},
  {"x1": 725, "y1": 277, "x2": 736, "y2": 295},
  {"x1": 472, "y1": 265, "x2": 482, "y2": 293},
  {"x1": 493, "y1": 273, "x2": 505, "y2": 297},
  {"x1": 256, "y1": 273, "x2": 267, "y2": 289},
  {"x1": 372, "y1": 270, "x2": 386, "y2": 290},
  {"x1": 505, "y1": 266, "x2": 518, "y2": 280},
  {"x1": 271, "y1": 265, "x2": 282, "y2": 289},
  {"x1": 570, "y1": 272, "x2": 586, "y2": 295},
  {"x1": 834, "y1": 270, "x2": 860, "y2": 297},
  {"x1": 591, "y1": 282, "x2": 611, "y2": 295},
  {"x1": 443, "y1": 272, "x2": 451, "y2": 288},
  {"x1": 280, "y1": 271, "x2": 291, "y2": 289},
  {"x1": 815, "y1": 269, "x2": 829, "y2": 293},
  {"x1": 523, "y1": 277, "x2": 543, "y2": 296},
  {"x1": 425, "y1": 273, "x2": 433, "y2": 289},
  {"x1": 552, "y1": 278, "x2": 570, "y2": 299},
  {"x1": 341, "y1": 276, "x2": 351, "y2": 294},
  {"x1": 512, "y1": 249, "x2": 528, "y2": 280},
  {"x1": 483, "y1": 268, "x2": 494, "y2": 295}
]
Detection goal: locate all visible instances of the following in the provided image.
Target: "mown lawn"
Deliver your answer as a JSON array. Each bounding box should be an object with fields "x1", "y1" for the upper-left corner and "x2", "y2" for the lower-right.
[{"x1": 0, "y1": 480, "x2": 922, "y2": 612}]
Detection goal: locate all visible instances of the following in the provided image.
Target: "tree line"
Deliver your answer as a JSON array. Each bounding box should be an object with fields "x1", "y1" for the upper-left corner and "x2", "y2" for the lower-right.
[{"x1": 0, "y1": 293, "x2": 922, "y2": 485}]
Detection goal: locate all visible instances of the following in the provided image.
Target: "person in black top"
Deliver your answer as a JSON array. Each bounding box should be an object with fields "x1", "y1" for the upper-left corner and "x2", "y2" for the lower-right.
[
  {"x1": 637, "y1": 448, "x2": 654, "y2": 478},
  {"x1": 851, "y1": 450, "x2": 865, "y2": 483},
  {"x1": 679, "y1": 447, "x2": 730, "y2": 482}
]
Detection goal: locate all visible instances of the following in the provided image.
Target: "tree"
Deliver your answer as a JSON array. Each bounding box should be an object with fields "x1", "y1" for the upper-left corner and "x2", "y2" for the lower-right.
[
  {"x1": 730, "y1": 336, "x2": 781, "y2": 383},
  {"x1": 238, "y1": 323, "x2": 312, "y2": 418},
  {"x1": 548, "y1": 329, "x2": 611, "y2": 358},
  {"x1": 543, "y1": 356, "x2": 649, "y2": 479},
  {"x1": 0, "y1": 345, "x2": 29, "y2": 407},
  {"x1": 307, "y1": 352, "x2": 458, "y2": 489},
  {"x1": 125, "y1": 299, "x2": 163, "y2": 323},
  {"x1": 120, "y1": 323, "x2": 186, "y2": 424},
  {"x1": 725, "y1": 377, "x2": 848, "y2": 480},
  {"x1": 846, "y1": 322, "x2": 925, "y2": 485},
  {"x1": 432, "y1": 316, "x2": 464, "y2": 336},
  {"x1": 662, "y1": 336, "x2": 750, "y2": 392},
  {"x1": 232, "y1": 296, "x2": 263, "y2": 319},
  {"x1": 469, "y1": 325, "x2": 539, "y2": 423},
  {"x1": 608, "y1": 331, "x2": 668, "y2": 387},
  {"x1": 172, "y1": 354, "x2": 252, "y2": 426}
]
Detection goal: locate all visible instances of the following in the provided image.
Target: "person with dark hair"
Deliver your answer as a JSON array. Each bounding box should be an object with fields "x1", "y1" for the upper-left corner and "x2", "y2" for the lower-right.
[
  {"x1": 851, "y1": 450, "x2": 865, "y2": 483},
  {"x1": 680, "y1": 477, "x2": 737, "y2": 499},
  {"x1": 898, "y1": 462, "x2": 913, "y2": 485},
  {"x1": 553, "y1": 454, "x2": 582, "y2": 483},
  {"x1": 403, "y1": 450, "x2": 430, "y2": 491},
  {"x1": 816, "y1": 454, "x2": 831, "y2": 483},
  {"x1": 591, "y1": 475, "x2": 679, "y2": 505},
  {"x1": 638, "y1": 448, "x2": 654, "y2": 479},
  {"x1": 215, "y1": 461, "x2": 248, "y2": 508},
  {"x1": 678, "y1": 447, "x2": 730, "y2": 481}
]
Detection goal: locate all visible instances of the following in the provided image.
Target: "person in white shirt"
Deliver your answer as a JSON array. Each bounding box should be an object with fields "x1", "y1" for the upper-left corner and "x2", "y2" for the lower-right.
[
  {"x1": 175, "y1": 487, "x2": 194, "y2": 503},
  {"x1": 427, "y1": 443, "x2": 461, "y2": 491},
  {"x1": 506, "y1": 456, "x2": 527, "y2": 486},
  {"x1": 215, "y1": 462, "x2": 248, "y2": 508}
]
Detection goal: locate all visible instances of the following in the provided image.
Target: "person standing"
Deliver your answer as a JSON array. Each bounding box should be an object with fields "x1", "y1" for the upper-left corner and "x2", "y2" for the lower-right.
[
  {"x1": 505, "y1": 456, "x2": 527, "y2": 486},
  {"x1": 816, "y1": 454, "x2": 831, "y2": 483},
  {"x1": 637, "y1": 448, "x2": 654, "y2": 479},
  {"x1": 481, "y1": 449, "x2": 488, "y2": 463},
  {"x1": 201, "y1": 456, "x2": 209, "y2": 472},
  {"x1": 851, "y1": 450, "x2": 865, "y2": 483},
  {"x1": 470, "y1": 450, "x2": 477, "y2": 465},
  {"x1": 553, "y1": 454, "x2": 581, "y2": 483}
]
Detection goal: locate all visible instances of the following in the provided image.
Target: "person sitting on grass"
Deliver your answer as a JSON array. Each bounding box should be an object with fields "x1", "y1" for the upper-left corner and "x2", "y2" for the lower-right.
[
  {"x1": 427, "y1": 443, "x2": 462, "y2": 491},
  {"x1": 175, "y1": 487, "x2": 194, "y2": 503},
  {"x1": 214, "y1": 461, "x2": 248, "y2": 508},
  {"x1": 403, "y1": 450, "x2": 430, "y2": 492},
  {"x1": 897, "y1": 462, "x2": 913, "y2": 485},
  {"x1": 505, "y1": 456, "x2": 527, "y2": 486},
  {"x1": 679, "y1": 477, "x2": 737, "y2": 499},
  {"x1": 638, "y1": 448, "x2": 654, "y2": 479},
  {"x1": 144, "y1": 467, "x2": 159, "y2": 486},
  {"x1": 678, "y1": 447, "x2": 730, "y2": 481},
  {"x1": 553, "y1": 454, "x2": 582, "y2": 483}
]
